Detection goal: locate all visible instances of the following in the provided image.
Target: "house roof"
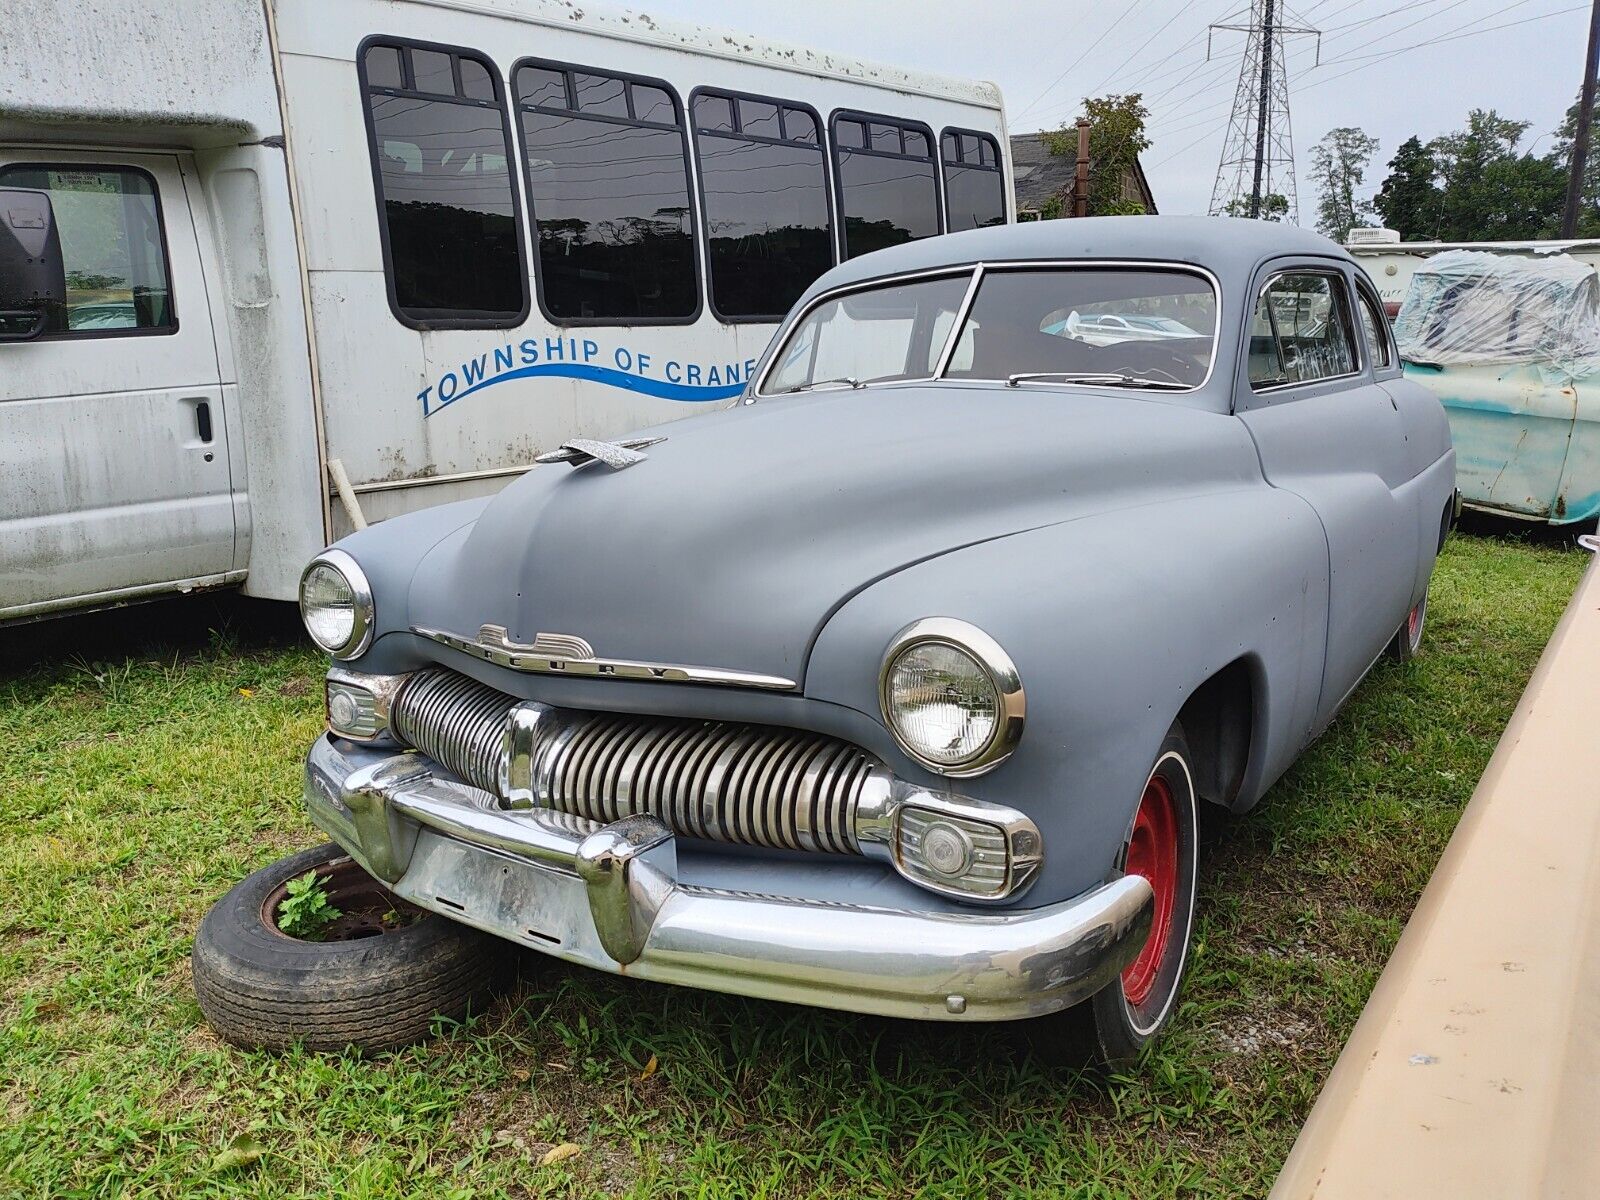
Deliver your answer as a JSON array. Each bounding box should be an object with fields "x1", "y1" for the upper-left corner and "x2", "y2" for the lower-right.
[{"x1": 1008, "y1": 132, "x2": 1157, "y2": 214}]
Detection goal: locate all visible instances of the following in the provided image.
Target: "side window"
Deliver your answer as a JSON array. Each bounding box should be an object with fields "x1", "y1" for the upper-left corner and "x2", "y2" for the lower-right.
[
  {"x1": 692, "y1": 90, "x2": 833, "y2": 322},
  {"x1": 1249, "y1": 272, "x2": 1356, "y2": 389},
  {"x1": 514, "y1": 61, "x2": 698, "y2": 323},
  {"x1": 940, "y1": 129, "x2": 1006, "y2": 232},
  {"x1": 830, "y1": 112, "x2": 942, "y2": 261},
  {"x1": 0, "y1": 164, "x2": 173, "y2": 337},
  {"x1": 1355, "y1": 282, "x2": 1392, "y2": 369},
  {"x1": 360, "y1": 40, "x2": 527, "y2": 327}
]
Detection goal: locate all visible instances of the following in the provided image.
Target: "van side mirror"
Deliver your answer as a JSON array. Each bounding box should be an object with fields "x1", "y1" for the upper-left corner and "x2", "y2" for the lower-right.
[{"x1": 0, "y1": 188, "x2": 66, "y2": 342}]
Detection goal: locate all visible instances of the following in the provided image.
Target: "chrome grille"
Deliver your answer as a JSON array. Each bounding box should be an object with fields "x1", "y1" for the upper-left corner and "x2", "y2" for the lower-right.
[
  {"x1": 391, "y1": 669, "x2": 514, "y2": 793},
  {"x1": 543, "y1": 715, "x2": 874, "y2": 854},
  {"x1": 388, "y1": 668, "x2": 876, "y2": 855}
]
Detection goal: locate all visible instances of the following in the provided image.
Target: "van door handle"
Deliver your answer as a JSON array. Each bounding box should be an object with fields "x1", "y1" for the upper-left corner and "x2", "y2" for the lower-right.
[{"x1": 195, "y1": 400, "x2": 213, "y2": 443}]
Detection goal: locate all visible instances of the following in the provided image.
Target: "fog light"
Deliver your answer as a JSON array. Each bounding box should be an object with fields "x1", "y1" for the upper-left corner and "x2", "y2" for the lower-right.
[
  {"x1": 324, "y1": 669, "x2": 410, "y2": 743},
  {"x1": 921, "y1": 821, "x2": 973, "y2": 877}
]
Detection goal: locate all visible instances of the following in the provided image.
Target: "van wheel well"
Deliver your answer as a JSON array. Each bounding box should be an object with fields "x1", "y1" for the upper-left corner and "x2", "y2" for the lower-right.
[{"x1": 1178, "y1": 659, "x2": 1254, "y2": 811}]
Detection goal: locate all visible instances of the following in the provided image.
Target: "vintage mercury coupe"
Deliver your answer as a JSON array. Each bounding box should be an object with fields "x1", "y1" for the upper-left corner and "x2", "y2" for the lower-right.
[{"x1": 193, "y1": 218, "x2": 1456, "y2": 1064}]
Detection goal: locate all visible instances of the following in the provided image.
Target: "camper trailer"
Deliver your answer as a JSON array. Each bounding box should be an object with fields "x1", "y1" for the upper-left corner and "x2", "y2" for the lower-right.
[{"x1": 0, "y1": 0, "x2": 1012, "y2": 623}]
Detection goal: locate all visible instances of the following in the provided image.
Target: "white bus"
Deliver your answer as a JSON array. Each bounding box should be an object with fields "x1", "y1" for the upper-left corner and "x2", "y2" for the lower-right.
[{"x1": 0, "y1": 0, "x2": 1012, "y2": 623}]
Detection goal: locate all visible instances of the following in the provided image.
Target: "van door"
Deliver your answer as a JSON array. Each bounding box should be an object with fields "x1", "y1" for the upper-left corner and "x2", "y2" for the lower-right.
[{"x1": 0, "y1": 153, "x2": 236, "y2": 620}]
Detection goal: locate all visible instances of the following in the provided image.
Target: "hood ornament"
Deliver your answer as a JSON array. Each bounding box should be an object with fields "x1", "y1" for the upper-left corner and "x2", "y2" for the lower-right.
[{"x1": 536, "y1": 436, "x2": 665, "y2": 471}]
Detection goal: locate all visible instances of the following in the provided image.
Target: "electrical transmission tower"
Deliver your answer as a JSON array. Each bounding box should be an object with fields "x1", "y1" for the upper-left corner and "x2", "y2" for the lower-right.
[{"x1": 1207, "y1": 0, "x2": 1319, "y2": 222}]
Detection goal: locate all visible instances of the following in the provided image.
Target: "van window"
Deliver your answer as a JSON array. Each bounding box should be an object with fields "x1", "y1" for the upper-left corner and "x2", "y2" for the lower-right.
[
  {"x1": 514, "y1": 60, "x2": 698, "y2": 323},
  {"x1": 0, "y1": 164, "x2": 173, "y2": 337},
  {"x1": 940, "y1": 129, "x2": 1007, "y2": 232},
  {"x1": 830, "y1": 112, "x2": 942, "y2": 261},
  {"x1": 692, "y1": 90, "x2": 833, "y2": 322},
  {"x1": 360, "y1": 40, "x2": 527, "y2": 327}
]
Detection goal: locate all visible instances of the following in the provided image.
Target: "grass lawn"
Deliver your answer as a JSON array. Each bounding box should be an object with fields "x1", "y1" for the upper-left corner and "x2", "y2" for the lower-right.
[{"x1": 0, "y1": 531, "x2": 1587, "y2": 1199}]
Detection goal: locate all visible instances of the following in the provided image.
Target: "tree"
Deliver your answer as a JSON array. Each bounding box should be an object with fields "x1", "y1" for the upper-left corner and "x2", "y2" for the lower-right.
[
  {"x1": 1550, "y1": 92, "x2": 1600, "y2": 236},
  {"x1": 1222, "y1": 193, "x2": 1289, "y2": 221},
  {"x1": 1428, "y1": 109, "x2": 1563, "y2": 240},
  {"x1": 1374, "y1": 136, "x2": 1441, "y2": 240},
  {"x1": 1309, "y1": 127, "x2": 1379, "y2": 241},
  {"x1": 1041, "y1": 94, "x2": 1152, "y2": 216}
]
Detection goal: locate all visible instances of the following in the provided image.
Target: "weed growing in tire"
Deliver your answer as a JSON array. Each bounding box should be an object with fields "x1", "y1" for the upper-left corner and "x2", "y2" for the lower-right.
[{"x1": 276, "y1": 870, "x2": 341, "y2": 939}]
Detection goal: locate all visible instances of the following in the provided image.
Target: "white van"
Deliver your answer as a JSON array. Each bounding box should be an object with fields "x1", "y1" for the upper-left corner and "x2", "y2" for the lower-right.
[{"x1": 0, "y1": 0, "x2": 1012, "y2": 623}]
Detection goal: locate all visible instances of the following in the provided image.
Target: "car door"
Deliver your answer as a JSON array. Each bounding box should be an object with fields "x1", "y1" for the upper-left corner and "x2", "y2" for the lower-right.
[
  {"x1": 1234, "y1": 261, "x2": 1419, "y2": 726},
  {"x1": 0, "y1": 152, "x2": 236, "y2": 620}
]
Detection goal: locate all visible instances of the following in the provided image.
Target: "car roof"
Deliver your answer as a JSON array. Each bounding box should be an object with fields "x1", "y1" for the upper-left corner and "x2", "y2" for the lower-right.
[{"x1": 801, "y1": 215, "x2": 1354, "y2": 304}]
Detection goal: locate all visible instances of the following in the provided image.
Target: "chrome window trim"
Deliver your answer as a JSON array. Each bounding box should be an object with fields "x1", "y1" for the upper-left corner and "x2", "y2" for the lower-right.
[
  {"x1": 301, "y1": 548, "x2": 375, "y2": 660},
  {"x1": 750, "y1": 263, "x2": 978, "y2": 399},
  {"x1": 1247, "y1": 267, "x2": 1364, "y2": 395},
  {"x1": 878, "y1": 616, "x2": 1025, "y2": 777},
  {"x1": 752, "y1": 259, "x2": 1224, "y2": 400},
  {"x1": 940, "y1": 260, "x2": 1223, "y2": 394},
  {"x1": 931, "y1": 263, "x2": 985, "y2": 377}
]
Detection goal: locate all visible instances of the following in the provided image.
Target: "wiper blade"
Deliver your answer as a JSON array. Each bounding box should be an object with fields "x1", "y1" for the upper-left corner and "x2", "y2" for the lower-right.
[
  {"x1": 1005, "y1": 371, "x2": 1187, "y2": 390},
  {"x1": 783, "y1": 376, "x2": 863, "y2": 394}
]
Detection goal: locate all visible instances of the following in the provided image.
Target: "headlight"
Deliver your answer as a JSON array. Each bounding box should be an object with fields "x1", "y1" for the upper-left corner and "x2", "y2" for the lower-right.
[
  {"x1": 299, "y1": 549, "x2": 374, "y2": 659},
  {"x1": 879, "y1": 618, "x2": 1024, "y2": 776}
]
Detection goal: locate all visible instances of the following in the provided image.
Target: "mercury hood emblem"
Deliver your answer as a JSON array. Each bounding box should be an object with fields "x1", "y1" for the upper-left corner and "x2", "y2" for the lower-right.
[{"x1": 536, "y1": 436, "x2": 665, "y2": 470}]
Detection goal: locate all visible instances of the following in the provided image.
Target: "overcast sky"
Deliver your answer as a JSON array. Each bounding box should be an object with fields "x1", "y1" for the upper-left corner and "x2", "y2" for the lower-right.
[{"x1": 640, "y1": 0, "x2": 1592, "y2": 222}]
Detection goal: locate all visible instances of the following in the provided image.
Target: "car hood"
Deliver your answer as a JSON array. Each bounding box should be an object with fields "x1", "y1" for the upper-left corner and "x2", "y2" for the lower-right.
[{"x1": 407, "y1": 385, "x2": 1261, "y2": 687}]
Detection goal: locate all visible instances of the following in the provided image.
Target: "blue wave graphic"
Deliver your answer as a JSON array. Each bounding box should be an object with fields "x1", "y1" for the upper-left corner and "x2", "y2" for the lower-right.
[{"x1": 428, "y1": 362, "x2": 744, "y2": 415}]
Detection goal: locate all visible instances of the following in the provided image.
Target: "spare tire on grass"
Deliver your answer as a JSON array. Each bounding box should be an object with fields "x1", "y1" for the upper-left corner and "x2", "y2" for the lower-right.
[{"x1": 192, "y1": 842, "x2": 499, "y2": 1052}]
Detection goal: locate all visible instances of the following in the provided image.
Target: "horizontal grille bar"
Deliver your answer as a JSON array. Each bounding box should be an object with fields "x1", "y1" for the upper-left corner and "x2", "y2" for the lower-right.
[{"x1": 388, "y1": 668, "x2": 876, "y2": 855}]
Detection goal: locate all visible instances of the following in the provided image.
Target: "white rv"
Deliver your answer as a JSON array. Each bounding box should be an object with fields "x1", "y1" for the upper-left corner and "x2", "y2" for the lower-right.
[{"x1": 0, "y1": 0, "x2": 1012, "y2": 623}]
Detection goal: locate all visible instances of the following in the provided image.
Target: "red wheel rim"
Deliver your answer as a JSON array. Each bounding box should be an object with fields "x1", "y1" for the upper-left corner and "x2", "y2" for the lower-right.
[{"x1": 1121, "y1": 773, "x2": 1179, "y2": 1007}]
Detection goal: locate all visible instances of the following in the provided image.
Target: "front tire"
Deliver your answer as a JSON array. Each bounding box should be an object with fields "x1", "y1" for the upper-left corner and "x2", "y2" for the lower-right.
[
  {"x1": 192, "y1": 843, "x2": 500, "y2": 1052},
  {"x1": 1030, "y1": 723, "x2": 1199, "y2": 1068}
]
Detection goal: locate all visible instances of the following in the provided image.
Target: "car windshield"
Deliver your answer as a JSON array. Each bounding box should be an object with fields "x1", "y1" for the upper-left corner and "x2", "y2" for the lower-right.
[{"x1": 760, "y1": 266, "x2": 1218, "y2": 395}]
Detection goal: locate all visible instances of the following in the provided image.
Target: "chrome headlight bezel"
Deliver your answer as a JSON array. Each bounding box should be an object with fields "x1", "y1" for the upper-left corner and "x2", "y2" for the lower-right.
[
  {"x1": 299, "y1": 548, "x2": 375, "y2": 660},
  {"x1": 878, "y1": 617, "x2": 1025, "y2": 777}
]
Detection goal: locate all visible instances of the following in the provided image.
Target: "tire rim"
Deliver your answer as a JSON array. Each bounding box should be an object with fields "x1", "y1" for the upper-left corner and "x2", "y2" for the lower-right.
[
  {"x1": 1407, "y1": 595, "x2": 1427, "y2": 652},
  {"x1": 262, "y1": 856, "x2": 422, "y2": 942},
  {"x1": 1121, "y1": 774, "x2": 1179, "y2": 1008}
]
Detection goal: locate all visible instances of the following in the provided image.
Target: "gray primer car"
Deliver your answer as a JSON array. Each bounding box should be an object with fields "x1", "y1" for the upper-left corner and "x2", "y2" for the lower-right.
[{"x1": 283, "y1": 217, "x2": 1455, "y2": 1061}]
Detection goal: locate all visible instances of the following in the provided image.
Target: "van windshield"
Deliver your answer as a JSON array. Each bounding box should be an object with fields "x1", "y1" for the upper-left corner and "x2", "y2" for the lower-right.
[{"x1": 759, "y1": 266, "x2": 1218, "y2": 394}]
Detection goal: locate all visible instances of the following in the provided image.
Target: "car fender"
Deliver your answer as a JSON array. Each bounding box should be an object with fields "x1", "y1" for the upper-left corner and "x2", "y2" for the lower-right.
[{"x1": 806, "y1": 485, "x2": 1330, "y2": 904}]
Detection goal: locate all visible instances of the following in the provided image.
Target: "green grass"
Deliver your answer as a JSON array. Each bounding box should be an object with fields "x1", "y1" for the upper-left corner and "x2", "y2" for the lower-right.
[{"x1": 0, "y1": 534, "x2": 1586, "y2": 1199}]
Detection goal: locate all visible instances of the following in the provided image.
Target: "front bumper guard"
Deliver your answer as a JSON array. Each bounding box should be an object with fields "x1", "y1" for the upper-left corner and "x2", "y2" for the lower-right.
[{"x1": 306, "y1": 735, "x2": 1154, "y2": 1022}]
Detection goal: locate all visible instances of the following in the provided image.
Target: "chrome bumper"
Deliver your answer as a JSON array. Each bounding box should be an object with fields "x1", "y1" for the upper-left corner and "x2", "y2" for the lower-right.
[{"x1": 305, "y1": 735, "x2": 1154, "y2": 1022}]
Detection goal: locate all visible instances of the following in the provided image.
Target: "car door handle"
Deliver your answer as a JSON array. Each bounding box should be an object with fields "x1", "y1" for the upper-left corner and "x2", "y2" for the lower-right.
[{"x1": 194, "y1": 400, "x2": 213, "y2": 443}]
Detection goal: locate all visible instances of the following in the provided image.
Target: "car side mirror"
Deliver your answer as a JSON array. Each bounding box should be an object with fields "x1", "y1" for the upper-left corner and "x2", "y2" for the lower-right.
[{"x1": 0, "y1": 188, "x2": 66, "y2": 342}]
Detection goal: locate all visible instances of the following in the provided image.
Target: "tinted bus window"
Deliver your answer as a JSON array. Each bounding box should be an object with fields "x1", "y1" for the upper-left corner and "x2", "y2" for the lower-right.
[
  {"x1": 359, "y1": 40, "x2": 527, "y2": 327},
  {"x1": 514, "y1": 61, "x2": 698, "y2": 323},
  {"x1": 692, "y1": 91, "x2": 833, "y2": 321},
  {"x1": 941, "y1": 129, "x2": 1007, "y2": 232},
  {"x1": 830, "y1": 112, "x2": 941, "y2": 261}
]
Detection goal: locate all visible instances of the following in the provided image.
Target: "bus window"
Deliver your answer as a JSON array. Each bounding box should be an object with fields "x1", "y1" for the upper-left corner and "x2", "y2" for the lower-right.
[
  {"x1": 514, "y1": 60, "x2": 699, "y2": 323},
  {"x1": 692, "y1": 90, "x2": 833, "y2": 322},
  {"x1": 941, "y1": 129, "x2": 1007, "y2": 232},
  {"x1": 830, "y1": 111, "x2": 941, "y2": 261},
  {"x1": 360, "y1": 40, "x2": 527, "y2": 328}
]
